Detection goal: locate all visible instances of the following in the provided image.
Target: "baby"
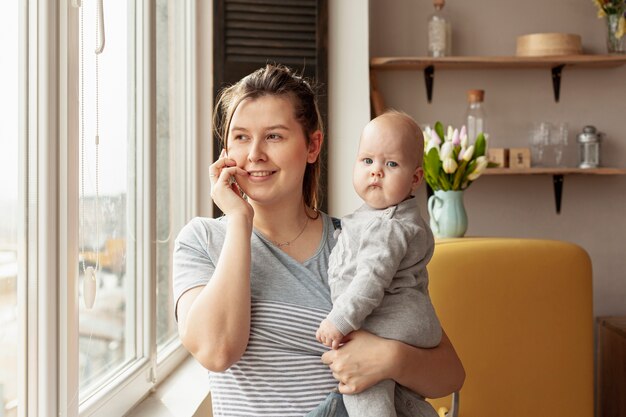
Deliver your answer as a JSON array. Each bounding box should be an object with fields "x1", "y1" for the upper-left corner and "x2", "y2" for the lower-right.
[{"x1": 316, "y1": 110, "x2": 442, "y2": 417}]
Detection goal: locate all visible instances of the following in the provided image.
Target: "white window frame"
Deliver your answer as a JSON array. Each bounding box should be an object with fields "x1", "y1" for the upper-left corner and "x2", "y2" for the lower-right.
[{"x1": 20, "y1": 1, "x2": 199, "y2": 416}]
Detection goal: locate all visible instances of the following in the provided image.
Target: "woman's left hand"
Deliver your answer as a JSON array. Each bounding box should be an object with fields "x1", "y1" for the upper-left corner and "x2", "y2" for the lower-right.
[{"x1": 320, "y1": 330, "x2": 391, "y2": 394}]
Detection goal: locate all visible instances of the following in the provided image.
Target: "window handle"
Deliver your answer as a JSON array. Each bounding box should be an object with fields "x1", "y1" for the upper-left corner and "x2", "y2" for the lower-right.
[{"x1": 95, "y1": 0, "x2": 105, "y2": 54}]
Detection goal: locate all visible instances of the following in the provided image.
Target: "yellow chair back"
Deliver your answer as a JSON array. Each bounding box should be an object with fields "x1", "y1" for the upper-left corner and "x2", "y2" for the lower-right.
[{"x1": 427, "y1": 238, "x2": 594, "y2": 417}]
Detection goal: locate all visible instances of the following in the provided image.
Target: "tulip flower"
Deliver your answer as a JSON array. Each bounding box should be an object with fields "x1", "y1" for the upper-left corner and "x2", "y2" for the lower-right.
[
  {"x1": 423, "y1": 121, "x2": 491, "y2": 192},
  {"x1": 451, "y1": 128, "x2": 460, "y2": 146},
  {"x1": 462, "y1": 145, "x2": 475, "y2": 161},
  {"x1": 460, "y1": 128, "x2": 469, "y2": 148},
  {"x1": 443, "y1": 157, "x2": 458, "y2": 174},
  {"x1": 430, "y1": 128, "x2": 442, "y2": 145},
  {"x1": 467, "y1": 156, "x2": 488, "y2": 181},
  {"x1": 457, "y1": 146, "x2": 465, "y2": 161},
  {"x1": 439, "y1": 142, "x2": 454, "y2": 161},
  {"x1": 458, "y1": 125, "x2": 466, "y2": 143},
  {"x1": 423, "y1": 127, "x2": 432, "y2": 144}
]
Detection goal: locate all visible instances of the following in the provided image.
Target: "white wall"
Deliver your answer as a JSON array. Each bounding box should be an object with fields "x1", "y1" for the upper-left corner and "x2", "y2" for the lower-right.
[
  {"x1": 368, "y1": 0, "x2": 626, "y2": 317},
  {"x1": 327, "y1": 0, "x2": 371, "y2": 217}
]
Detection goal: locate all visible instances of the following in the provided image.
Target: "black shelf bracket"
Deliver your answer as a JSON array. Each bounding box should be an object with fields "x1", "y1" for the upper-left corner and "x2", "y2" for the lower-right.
[
  {"x1": 551, "y1": 64, "x2": 565, "y2": 102},
  {"x1": 424, "y1": 65, "x2": 435, "y2": 103},
  {"x1": 553, "y1": 174, "x2": 564, "y2": 214}
]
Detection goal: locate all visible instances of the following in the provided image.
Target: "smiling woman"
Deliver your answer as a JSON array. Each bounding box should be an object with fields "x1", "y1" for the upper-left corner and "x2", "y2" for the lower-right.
[{"x1": 174, "y1": 65, "x2": 464, "y2": 417}]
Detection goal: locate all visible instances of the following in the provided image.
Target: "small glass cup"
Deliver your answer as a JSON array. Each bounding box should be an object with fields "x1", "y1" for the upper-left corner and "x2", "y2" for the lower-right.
[
  {"x1": 550, "y1": 122, "x2": 569, "y2": 167},
  {"x1": 529, "y1": 122, "x2": 552, "y2": 167}
]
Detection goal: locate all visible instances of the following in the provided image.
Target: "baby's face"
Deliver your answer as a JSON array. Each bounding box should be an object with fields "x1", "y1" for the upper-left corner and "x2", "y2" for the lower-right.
[{"x1": 353, "y1": 117, "x2": 423, "y2": 210}]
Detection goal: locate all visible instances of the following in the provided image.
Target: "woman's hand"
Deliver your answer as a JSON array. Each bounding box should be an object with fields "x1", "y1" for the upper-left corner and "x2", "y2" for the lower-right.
[
  {"x1": 321, "y1": 329, "x2": 465, "y2": 398},
  {"x1": 320, "y1": 330, "x2": 390, "y2": 394},
  {"x1": 209, "y1": 150, "x2": 252, "y2": 219}
]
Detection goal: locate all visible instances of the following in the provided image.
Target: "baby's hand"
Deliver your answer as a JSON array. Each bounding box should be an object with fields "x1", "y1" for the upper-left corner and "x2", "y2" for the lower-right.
[{"x1": 316, "y1": 319, "x2": 344, "y2": 350}]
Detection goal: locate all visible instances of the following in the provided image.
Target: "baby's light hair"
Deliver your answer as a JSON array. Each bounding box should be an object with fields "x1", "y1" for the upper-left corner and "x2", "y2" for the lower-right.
[{"x1": 377, "y1": 109, "x2": 424, "y2": 166}]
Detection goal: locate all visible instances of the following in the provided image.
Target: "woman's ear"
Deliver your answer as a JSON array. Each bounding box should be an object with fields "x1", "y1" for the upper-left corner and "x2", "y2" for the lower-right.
[{"x1": 307, "y1": 130, "x2": 324, "y2": 163}]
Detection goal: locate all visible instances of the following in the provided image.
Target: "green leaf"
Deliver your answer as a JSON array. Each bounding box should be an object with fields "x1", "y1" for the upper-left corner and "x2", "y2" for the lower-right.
[
  {"x1": 452, "y1": 160, "x2": 468, "y2": 190},
  {"x1": 466, "y1": 160, "x2": 477, "y2": 175},
  {"x1": 440, "y1": 173, "x2": 451, "y2": 190},
  {"x1": 452, "y1": 146, "x2": 460, "y2": 161},
  {"x1": 474, "y1": 133, "x2": 486, "y2": 157},
  {"x1": 434, "y1": 121, "x2": 445, "y2": 142},
  {"x1": 424, "y1": 147, "x2": 442, "y2": 190}
]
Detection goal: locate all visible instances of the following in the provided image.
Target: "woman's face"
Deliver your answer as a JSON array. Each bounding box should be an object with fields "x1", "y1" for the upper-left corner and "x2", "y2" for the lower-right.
[{"x1": 226, "y1": 95, "x2": 321, "y2": 207}]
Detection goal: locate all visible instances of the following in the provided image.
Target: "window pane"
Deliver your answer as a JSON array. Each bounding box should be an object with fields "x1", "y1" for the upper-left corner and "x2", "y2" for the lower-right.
[
  {"x1": 78, "y1": 1, "x2": 136, "y2": 399},
  {"x1": 0, "y1": 2, "x2": 19, "y2": 416},
  {"x1": 156, "y1": 0, "x2": 185, "y2": 350}
]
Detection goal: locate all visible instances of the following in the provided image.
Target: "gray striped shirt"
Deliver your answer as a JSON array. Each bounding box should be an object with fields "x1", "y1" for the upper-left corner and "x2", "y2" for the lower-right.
[
  {"x1": 174, "y1": 214, "x2": 436, "y2": 417},
  {"x1": 173, "y1": 214, "x2": 339, "y2": 416}
]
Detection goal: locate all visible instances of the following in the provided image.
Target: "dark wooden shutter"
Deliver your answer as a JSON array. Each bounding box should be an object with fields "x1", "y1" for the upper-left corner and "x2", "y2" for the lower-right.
[{"x1": 213, "y1": 0, "x2": 329, "y2": 212}]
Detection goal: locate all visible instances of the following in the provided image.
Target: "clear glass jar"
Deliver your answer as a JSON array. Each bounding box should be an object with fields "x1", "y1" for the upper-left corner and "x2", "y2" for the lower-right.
[
  {"x1": 428, "y1": 0, "x2": 451, "y2": 57},
  {"x1": 464, "y1": 89, "x2": 486, "y2": 145}
]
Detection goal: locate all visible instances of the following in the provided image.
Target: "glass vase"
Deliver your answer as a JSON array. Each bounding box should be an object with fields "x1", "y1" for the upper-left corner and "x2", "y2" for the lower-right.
[{"x1": 606, "y1": 13, "x2": 625, "y2": 54}]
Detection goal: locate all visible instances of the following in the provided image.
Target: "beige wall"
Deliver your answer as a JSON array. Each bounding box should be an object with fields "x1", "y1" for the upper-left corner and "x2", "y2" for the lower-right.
[{"x1": 367, "y1": 0, "x2": 626, "y2": 317}]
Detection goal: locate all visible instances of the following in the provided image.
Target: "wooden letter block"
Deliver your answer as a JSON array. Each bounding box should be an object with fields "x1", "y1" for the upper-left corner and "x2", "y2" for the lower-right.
[
  {"x1": 487, "y1": 148, "x2": 509, "y2": 168},
  {"x1": 509, "y1": 147, "x2": 531, "y2": 168}
]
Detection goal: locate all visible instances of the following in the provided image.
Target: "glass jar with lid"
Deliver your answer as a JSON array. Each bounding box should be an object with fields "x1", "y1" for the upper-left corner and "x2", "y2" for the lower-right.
[{"x1": 428, "y1": 0, "x2": 452, "y2": 57}]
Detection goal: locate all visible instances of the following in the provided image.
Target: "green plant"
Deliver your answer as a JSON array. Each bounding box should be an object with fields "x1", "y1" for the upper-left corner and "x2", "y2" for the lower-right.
[{"x1": 423, "y1": 121, "x2": 492, "y2": 191}]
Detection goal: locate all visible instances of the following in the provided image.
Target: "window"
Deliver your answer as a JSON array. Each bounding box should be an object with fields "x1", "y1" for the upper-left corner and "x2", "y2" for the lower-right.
[
  {"x1": 0, "y1": 3, "x2": 20, "y2": 416},
  {"x1": 5, "y1": 1, "x2": 199, "y2": 416},
  {"x1": 78, "y1": 0, "x2": 136, "y2": 399}
]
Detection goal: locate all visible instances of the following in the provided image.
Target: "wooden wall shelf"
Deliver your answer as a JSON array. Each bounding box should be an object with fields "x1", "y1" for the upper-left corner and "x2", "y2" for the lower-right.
[
  {"x1": 483, "y1": 167, "x2": 626, "y2": 175},
  {"x1": 370, "y1": 55, "x2": 626, "y2": 70},
  {"x1": 481, "y1": 167, "x2": 626, "y2": 213},
  {"x1": 372, "y1": 55, "x2": 626, "y2": 212},
  {"x1": 370, "y1": 55, "x2": 626, "y2": 103}
]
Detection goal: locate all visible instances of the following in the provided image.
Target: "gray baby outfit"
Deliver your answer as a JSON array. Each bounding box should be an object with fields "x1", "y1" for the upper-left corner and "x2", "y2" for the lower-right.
[{"x1": 327, "y1": 196, "x2": 442, "y2": 417}]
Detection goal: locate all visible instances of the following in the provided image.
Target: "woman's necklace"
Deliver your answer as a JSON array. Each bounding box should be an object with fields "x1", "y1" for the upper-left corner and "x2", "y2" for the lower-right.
[{"x1": 273, "y1": 216, "x2": 310, "y2": 248}]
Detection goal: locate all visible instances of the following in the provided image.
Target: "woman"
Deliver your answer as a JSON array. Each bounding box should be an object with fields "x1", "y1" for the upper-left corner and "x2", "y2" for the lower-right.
[{"x1": 173, "y1": 64, "x2": 464, "y2": 417}]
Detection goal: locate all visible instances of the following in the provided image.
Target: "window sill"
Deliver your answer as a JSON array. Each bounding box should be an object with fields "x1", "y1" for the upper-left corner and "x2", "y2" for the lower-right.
[{"x1": 126, "y1": 355, "x2": 212, "y2": 417}]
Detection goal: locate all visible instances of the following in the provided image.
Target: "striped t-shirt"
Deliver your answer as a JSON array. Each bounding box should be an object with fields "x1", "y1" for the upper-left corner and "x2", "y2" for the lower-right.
[{"x1": 173, "y1": 213, "x2": 339, "y2": 416}]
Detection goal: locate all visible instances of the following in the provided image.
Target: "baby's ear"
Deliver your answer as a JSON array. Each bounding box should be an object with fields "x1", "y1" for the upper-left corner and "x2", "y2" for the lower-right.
[{"x1": 412, "y1": 166, "x2": 424, "y2": 192}]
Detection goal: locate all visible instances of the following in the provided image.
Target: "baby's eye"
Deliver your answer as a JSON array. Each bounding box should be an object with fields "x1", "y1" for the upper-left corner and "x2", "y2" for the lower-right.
[
  {"x1": 386, "y1": 161, "x2": 399, "y2": 167},
  {"x1": 363, "y1": 158, "x2": 373, "y2": 165}
]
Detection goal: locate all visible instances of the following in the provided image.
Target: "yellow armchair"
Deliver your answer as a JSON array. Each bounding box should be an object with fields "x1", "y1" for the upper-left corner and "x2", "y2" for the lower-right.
[{"x1": 427, "y1": 238, "x2": 594, "y2": 417}]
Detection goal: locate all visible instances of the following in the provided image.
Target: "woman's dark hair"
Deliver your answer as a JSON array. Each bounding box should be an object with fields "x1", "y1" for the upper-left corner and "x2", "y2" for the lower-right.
[{"x1": 213, "y1": 64, "x2": 323, "y2": 211}]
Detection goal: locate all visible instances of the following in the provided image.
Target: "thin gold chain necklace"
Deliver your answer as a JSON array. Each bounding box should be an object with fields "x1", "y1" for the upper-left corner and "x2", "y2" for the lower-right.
[{"x1": 273, "y1": 216, "x2": 310, "y2": 248}]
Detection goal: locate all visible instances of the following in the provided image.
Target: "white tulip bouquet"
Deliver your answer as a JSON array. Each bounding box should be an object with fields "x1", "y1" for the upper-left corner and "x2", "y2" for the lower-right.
[{"x1": 423, "y1": 121, "x2": 492, "y2": 191}]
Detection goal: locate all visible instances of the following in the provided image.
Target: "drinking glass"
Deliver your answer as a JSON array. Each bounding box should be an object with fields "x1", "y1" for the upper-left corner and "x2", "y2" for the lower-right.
[
  {"x1": 529, "y1": 122, "x2": 552, "y2": 167},
  {"x1": 551, "y1": 122, "x2": 569, "y2": 167}
]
